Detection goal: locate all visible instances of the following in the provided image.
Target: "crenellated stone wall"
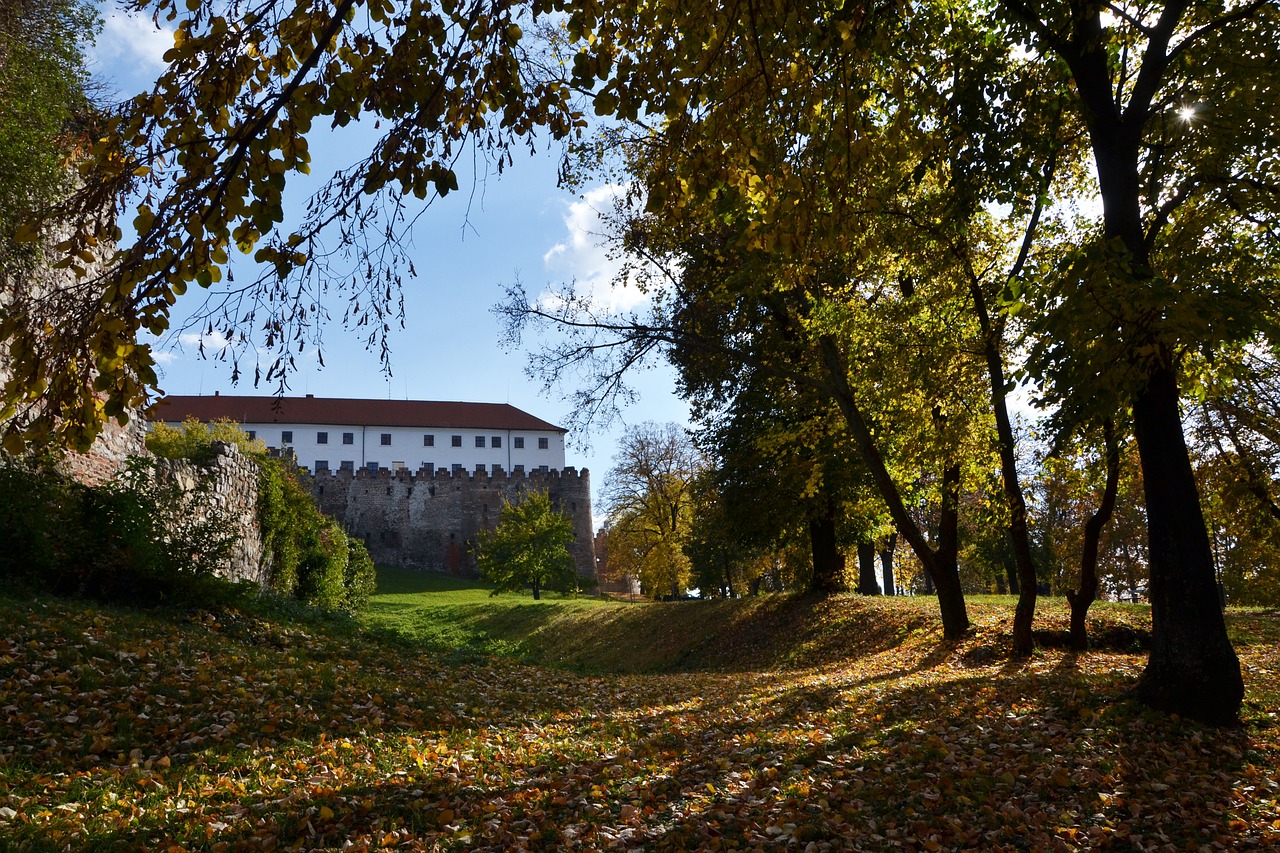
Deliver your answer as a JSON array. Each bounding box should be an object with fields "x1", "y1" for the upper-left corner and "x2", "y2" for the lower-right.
[{"x1": 307, "y1": 465, "x2": 595, "y2": 578}]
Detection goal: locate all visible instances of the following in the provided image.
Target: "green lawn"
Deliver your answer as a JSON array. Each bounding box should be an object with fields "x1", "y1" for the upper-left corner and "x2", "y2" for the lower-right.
[{"x1": 361, "y1": 566, "x2": 625, "y2": 662}]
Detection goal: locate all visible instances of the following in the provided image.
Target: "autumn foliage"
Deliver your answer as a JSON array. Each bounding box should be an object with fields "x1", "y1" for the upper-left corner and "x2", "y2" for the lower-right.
[{"x1": 1, "y1": 588, "x2": 1276, "y2": 850}]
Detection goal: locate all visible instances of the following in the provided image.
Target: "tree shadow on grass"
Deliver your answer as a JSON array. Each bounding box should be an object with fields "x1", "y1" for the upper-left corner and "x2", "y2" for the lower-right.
[
  {"x1": 6, "y1": 595, "x2": 1275, "y2": 852},
  {"x1": 458, "y1": 592, "x2": 940, "y2": 675},
  {"x1": 67, "y1": 658, "x2": 1271, "y2": 852}
]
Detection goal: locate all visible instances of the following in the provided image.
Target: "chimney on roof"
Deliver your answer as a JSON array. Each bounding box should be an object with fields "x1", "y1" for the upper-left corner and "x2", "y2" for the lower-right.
[
  {"x1": 306, "y1": 393, "x2": 314, "y2": 398},
  {"x1": 214, "y1": 391, "x2": 220, "y2": 396}
]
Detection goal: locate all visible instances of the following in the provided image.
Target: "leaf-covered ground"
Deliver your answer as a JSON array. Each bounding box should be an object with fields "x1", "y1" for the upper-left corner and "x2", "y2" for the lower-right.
[{"x1": 1, "y1": 592, "x2": 1277, "y2": 851}]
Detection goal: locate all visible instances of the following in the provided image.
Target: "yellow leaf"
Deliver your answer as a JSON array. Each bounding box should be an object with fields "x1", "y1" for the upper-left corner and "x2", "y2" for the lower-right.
[{"x1": 319, "y1": 805, "x2": 334, "y2": 820}]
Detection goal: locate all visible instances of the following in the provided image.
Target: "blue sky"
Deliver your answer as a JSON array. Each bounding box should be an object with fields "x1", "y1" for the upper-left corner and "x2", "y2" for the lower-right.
[{"x1": 90, "y1": 7, "x2": 691, "y2": 525}]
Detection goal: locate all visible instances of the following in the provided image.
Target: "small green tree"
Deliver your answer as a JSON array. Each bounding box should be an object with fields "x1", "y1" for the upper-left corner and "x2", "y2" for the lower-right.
[{"x1": 476, "y1": 491, "x2": 577, "y2": 601}]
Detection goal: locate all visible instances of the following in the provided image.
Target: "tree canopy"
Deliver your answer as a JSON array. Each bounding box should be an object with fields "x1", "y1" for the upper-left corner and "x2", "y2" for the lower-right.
[
  {"x1": 602, "y1": 422, "x2": 701, "y2": 599},
  {"x1": 504, "y1": 0, "x2": 1277, "y2": 723}
]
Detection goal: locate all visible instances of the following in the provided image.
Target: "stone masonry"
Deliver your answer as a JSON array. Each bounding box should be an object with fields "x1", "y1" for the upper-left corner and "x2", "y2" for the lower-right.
[
  {"x1": 152, "y1": 442, "x2": 267, "y2": 586},
  {"x1": 59, "y1": 416, "x2": 149, "y2": 487},
  {"x1": 307, "y1": 465, "x2": 595, "y2": 578}
]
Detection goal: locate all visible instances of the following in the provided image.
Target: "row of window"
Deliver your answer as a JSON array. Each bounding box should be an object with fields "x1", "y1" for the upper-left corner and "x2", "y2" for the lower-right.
[
  {"x1": 313, "y1": 461, "x2": 552, "y2": 475},
  {"x1": 251, "y1": 430, "x2": 551, "y2": 450}
]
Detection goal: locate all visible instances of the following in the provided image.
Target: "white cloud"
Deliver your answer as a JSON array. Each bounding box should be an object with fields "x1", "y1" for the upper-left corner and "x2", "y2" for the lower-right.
[
  {"x1": 152, "y1": 350, "x2": 179, "y2": 365},
  {"x1": 542, "y1": 184, "x2": 654, "y2": 312},
  {"x1": 178, "y1": 330, "x2": 232, "y2": 353},
  {"x1": 92, "y1": 11, "x2": 173, "y2": 82}
]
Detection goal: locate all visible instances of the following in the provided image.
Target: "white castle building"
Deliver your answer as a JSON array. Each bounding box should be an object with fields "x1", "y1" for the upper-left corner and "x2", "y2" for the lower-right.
[{"x1": 150, "y1": 394, "x2": 569, "y2": 476}]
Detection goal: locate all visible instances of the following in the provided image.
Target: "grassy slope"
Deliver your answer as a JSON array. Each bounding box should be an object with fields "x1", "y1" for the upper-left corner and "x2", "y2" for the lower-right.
[
  {"x1": 0, "y1": 572, "x2": 1276, "y2": 851},
  {"x1": 364, "y1": 567, "x2": 1273, "y2": 679}
]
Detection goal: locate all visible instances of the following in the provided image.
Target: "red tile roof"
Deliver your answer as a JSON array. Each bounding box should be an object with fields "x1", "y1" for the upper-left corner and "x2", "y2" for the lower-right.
[{"x1": 150, "y1": 395, "x2": 566, "y2": 432}]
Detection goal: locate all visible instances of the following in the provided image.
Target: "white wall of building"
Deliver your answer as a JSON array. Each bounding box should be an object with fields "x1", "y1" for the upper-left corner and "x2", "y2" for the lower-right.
[{"x1": 222, "y1": 422, "x2": 567, "y2": 474}]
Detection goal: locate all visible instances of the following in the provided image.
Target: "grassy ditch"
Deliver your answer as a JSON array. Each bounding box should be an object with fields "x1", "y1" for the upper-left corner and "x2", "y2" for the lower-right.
[
  {"x1": 361, "y1": 567, "x2": 1280, "y2": 681},
  {"x1": 1, "y1": 578, "x2": 1277, "y2": 850}
]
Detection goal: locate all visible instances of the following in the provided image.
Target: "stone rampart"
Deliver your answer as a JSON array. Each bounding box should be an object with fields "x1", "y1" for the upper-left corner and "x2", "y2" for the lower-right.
[
  {"x1": 152, "y1": 442, "x2": 267, "y2": 585},
  {"x1": 307, "y1": 465, "x2": 595, "y2": 578}
]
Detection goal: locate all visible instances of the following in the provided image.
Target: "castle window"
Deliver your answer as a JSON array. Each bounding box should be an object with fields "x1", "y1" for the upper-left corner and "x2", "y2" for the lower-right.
[
  {"x1": 423, "y1": 462, "x2": 435, "y2": 474},
  {"x1": 246, "y1": 430, "x2": 256, "y2": 440},
  {"x1": 475, "y1": 435, "x2": 486, "y2": 448},
  {"x1": 538, "y1": 437, "x2": 549, "y2": 450},
  {"x1": 491, "y1": 436, "x2": 502, "y2": 448},
  {"x1": 423, "y1": 434, "x2": 434, "y2": 447},
  {"x1": 514, "y1": 464, "x2": 525, "y2": 473},
  {"x1": 514, "y1": 436, "x2": 524, "y2": 449},
  {"x1": 367, "y1": 462, "x2": 379, "y2": 474},
  {"x1": 342, "y1": 432, "x2": 354, "y2": 445},
  {"x1": 451, "y1": 435, "x2": 462, "y2": 447},
  {"x1": 315, "y1": 460, "x2": 329, "y2": 471},
  {"x1": 476, "y1": 464, "x2": 486, "y2": 473},
  {"x1": 380, "y1": 433, "x2": 392, "y2": 446},
  {"x1": 451, "y1": 463, "x2": 463, "y2": 473},
  {"x1": 317, "y1": 431, "x2": 328, "y2": 444},
  {"x1": 539, "y1": 465, "x2": 549, "y2": 473},
  {"x1": 282, "y1": 430, "x2": 293, "y2": 444},
  {"x1": 340, "y1": 460, "x2": 354, "y2": 472}
]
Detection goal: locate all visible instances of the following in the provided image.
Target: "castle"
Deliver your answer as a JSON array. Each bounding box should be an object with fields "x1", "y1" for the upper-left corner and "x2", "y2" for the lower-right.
[
  {"x1": 151, "y1": 395, "x2": 596, "y2": 579},
  {"x1": 309, "y1": 464, "x2": 593, "y2": 577}
]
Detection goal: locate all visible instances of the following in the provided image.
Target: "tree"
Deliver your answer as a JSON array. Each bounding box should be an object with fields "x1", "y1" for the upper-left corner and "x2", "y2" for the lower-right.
[
  {"x1": 1032, "y1": 421, "x2": 1128, "y2": 650},
  {"x1": 0, "y1": 0, "x2": 98, "y2": 258},
  {"x1": 500, "y1": 0, "x2": 1084, "y2": 643},
  {"x1": 1004, "y1": 0, "x2": 1280, "y2": 724},
  {"x1": 602, "y1": 422, "x2": 700, "y2": 599},
  {"x1": 1187, "y1": 348, "x2": 1280, "y2": 607},
  {"x1": 683, "y1": 364, "x2": 872, "y2": 595},
  {"x1": 0, "y1": 0, "x2": 104, "y2": 449},
  {"x1": 515, "y1": 0, "x2": 1273, "y2": 722},
  {"x1": 475, "y1": 490, "x2": 577, "y2": 600}
]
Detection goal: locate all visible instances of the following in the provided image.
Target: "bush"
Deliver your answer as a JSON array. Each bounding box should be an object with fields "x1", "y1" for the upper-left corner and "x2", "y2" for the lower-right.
[
  {"x1": 0, "y1": 457, "x2": 250, "y2": 608},
  {"x1": 344, "y1": 536, "x2": 377, "y2": 612},
  {"x1": 147, "y1": 417, "x2": 266, "y2": 463},
  {"x1": 151, "y1": 418, "x2": 373, "y2": 613},
  {"x1": 258, "y1": 457, "x2": 372, "y2": 613}
]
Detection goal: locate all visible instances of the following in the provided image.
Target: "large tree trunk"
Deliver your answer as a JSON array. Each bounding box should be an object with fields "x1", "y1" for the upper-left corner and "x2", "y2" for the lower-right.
[
  {"x1": 857, "y1": 540, "x2": 880, "y2": 594},
  {"x1": 1000, "y1": 0, "x2": 1243, "y2": 725},
  {"x1": 1068, "y1": 420, "x2": 1120, "y2": 651},
  {"x1": 879, "y1": 533, "x2": 896, "y2": 596},
  {"x1": 1131, "y1": 362, "x2": 1243, "y2": 724},
  {"x1": 809, "y1": 494, "x2": 847, "y2": 594}
]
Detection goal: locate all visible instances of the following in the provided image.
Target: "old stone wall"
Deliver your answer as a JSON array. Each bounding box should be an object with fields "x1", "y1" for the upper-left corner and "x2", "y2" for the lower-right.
[
  {"x1": 59, "y1": 416, "x2": 149, "y2": 487},
  {"x1": 152, "y1": 442, "x2": 267, "y2": 586},
  {"x1": 308, "y1": 465, "x2": 595, "y2": 578}
]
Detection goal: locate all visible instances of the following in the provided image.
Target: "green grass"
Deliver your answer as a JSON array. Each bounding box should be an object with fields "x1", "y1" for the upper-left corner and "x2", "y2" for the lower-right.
[
  {"x1": 361, "y1": 569, "x2": 1280, "y2": 676},
  {"x1": 361, "y1": 566, "x2": 623, "y2": 661}
]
